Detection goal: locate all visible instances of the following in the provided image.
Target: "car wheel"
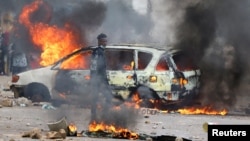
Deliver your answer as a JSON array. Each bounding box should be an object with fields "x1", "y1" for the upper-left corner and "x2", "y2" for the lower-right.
[
  {"x1": 179, "y1": 88, "x2": 201, "y2": 107},
  {"x1": 24, "y1": 83, "x2": 51, "y2": 102},
  {"x1": 128, "y1": 86, "x2": 160, "y2": 108},
  {"x1": 11, "y1": 86, "x2": 24, "y2": 98}
]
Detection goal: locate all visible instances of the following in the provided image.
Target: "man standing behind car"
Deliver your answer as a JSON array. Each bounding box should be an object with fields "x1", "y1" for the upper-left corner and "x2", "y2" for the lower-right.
[{"x1": 89, "y1": 33, "x2": 112, "y2": 121}]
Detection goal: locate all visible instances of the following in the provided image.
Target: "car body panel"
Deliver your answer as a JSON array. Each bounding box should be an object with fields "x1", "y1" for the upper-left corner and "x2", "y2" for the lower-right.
[
  {"x1": 10, "y1": 44, "x2": 201, "y2": 105},
  {"x1": 11, "y1": 66, "x2": 56, "y2": 90}
]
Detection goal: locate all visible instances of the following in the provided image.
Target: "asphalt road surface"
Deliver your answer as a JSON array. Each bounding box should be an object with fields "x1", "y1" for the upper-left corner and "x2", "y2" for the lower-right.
[{"x1": 1, "y1": 76, "x2": 250, "y2": 141}]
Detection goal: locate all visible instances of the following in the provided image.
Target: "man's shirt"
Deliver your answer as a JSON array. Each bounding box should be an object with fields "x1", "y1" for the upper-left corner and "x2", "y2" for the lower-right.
[{"x1": 90, "y1": 46, "x2": 107, "y2": 80}]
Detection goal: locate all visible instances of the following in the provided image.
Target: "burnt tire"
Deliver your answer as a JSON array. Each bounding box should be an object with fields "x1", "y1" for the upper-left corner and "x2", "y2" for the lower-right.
[
  {"x1": 24, "y1": 83, "x2": 51, "y2": 102},
  {"x1": 136, "y1": 86, "x2": 160, "y2": 100},
  {"x1": 178, "y1": 87, "x2": 201, "y2": 108},
  {"x1": 128, "y1": 86, "x2": 160, "y2": 108},
  {"x1": 11, "y1": 86, "x2": 24, "y2": 98}
]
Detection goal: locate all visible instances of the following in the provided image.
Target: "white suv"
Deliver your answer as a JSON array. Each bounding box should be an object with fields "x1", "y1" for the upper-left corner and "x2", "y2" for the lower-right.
[{"x1": 10, "y1": 44, "x2": 201, "y2": 107}]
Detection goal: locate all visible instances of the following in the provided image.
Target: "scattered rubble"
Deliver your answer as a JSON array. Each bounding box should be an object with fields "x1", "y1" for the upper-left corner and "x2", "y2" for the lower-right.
[
  {"x1": 15, "y1": 97, "x2": 32, "y2": 106},
  {"x1": 46, "y1": 129, "x2": 67, "y2": 139},
  {"x1": 22, "y1": 128, "x2": 42, "y2": 139},
  {"x1": 0, "y1": 99, "x2": 13, "y2": 107}
]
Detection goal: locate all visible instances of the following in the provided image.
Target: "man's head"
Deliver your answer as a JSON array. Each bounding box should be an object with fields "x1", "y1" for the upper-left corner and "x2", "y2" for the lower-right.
[{"x1": 97, "y1": 33, "x2": 107, "y2": 47}]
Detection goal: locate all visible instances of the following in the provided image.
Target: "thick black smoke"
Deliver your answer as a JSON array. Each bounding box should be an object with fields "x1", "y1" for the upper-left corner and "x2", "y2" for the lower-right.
[{"x1": 168, "y1": 0, "x2": 250, "y2": 109}]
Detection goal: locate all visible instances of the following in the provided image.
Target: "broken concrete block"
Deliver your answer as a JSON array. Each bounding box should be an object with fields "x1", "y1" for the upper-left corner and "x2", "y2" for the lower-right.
[
  {"x1": 0, "y1": 99, "x2": 13, "y2": 107},
  {"x1": 47, "y1": 117, "x2": 68, "y2": 132},
  {"x1": 59, "y1": 129, "x2": 67, "y2": 139},
  {"x1": 22, "y1": 128, "x2": 42, "y2": 139},
  {"x1": 46, "y1": 131, "x2": 64, "y2": 139},
  {"x1": 15, "y1": 97, "x2": 32, "y2": 106},
  {"x1": 30, "y1": 131, "x2": 42, "y2": 139}
]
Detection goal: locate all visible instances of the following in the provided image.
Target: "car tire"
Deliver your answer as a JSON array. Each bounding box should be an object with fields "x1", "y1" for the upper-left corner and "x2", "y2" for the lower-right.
[
  {"x1": 179, "y1": 87, "x2": 201, "y2": 107},
  {"x1": 11, "y1": 86, "x2": 24, "y2": 98},
  {"x1": 24, "y1": 83, "x2": 51, "y2": 102},
  {"x1": 128, "y1": 85, "x2": 160, "y2": 108}
]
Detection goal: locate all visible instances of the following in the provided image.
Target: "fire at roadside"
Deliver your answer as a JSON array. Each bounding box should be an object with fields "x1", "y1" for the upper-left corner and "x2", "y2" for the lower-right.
[{"x1": 1, "y1": 94, "x2": 248, "y2": 141}]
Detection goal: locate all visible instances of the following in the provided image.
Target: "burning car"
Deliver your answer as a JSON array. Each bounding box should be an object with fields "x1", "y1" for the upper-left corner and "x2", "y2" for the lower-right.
[{"x1": 9, "y1": 44, "x2": 201, "y2": 107}]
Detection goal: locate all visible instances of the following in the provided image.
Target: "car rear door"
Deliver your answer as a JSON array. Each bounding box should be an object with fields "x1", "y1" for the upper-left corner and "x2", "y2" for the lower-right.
[{"x1": 105, "y1": 48, "x2": 136, "y2": 89}]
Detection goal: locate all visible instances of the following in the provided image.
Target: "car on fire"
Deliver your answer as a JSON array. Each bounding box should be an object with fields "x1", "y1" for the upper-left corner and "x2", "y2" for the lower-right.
[{"x1": 9, "y1": 44, "x2": 201, "y2": 107}]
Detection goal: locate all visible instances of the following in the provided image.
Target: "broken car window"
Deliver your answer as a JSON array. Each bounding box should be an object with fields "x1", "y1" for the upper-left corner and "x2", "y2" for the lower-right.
[
  {"x1": 172, "y1": 53, "x2": 198, "y2": 71},
  {"x1": 156, "y1": 56, "x2": 169, "y2": 71},
  {"x1": 138, "y1": 51, "x2": 152, "y2": 70},
  {"x1": 60, "y1": 50, "x2": 92, "y2": 70},
  {"x1": 106, "y1": 49, "x2": 134, "y2": 70}
]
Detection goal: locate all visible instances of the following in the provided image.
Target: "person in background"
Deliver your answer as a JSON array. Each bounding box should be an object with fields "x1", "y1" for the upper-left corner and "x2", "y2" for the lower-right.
[
  {"x1": 28, "y1": 52, "x2": 41, "y2": 69},
  {"x1": 89, "y1": 33, "x2": 113, "y2": 121},
  {"x1": 9, "y1": 43, "x2": 28, "y2": 74},
  {"x1": 0, "y1": 29, "x2": 4, "y2": 74},
  {"x1": 0, "y1": 11, "x2": 15, "y2": 75},
  {"x1": 0, "y1": 30, "x2": 10, "y2": 75}
]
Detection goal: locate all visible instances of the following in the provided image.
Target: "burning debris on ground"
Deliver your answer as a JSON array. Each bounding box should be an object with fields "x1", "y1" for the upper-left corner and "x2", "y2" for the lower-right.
[
  {"x1": 45, "y1": 115, "x2": 193, "y2": 141},
  {"x1": 0, "y1": 90, "x2": 249, "y2": 141},
  {"x1": 1, "y1": 0, "x2": 250, "y2": 111}
]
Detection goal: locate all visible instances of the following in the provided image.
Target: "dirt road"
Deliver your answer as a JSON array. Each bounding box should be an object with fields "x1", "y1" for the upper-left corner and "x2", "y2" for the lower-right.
[{"x1": 1, "y1": 76, "x2": 250, "y2": 141}]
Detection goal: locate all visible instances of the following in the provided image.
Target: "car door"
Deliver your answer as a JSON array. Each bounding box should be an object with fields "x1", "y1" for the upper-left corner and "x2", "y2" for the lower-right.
[
  {"x1": 52, "y1": 49, "x2": 92, "y2": 96},
  {"x1": 105, "y1": 48, "x2": 136, "y2": 89},
  {"x1": 153, "y1": 55, "x2": 172, "y2": 92}
]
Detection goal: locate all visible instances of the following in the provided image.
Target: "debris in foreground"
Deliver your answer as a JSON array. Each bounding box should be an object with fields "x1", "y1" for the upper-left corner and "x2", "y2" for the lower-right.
[
  {"x1": 45, "y1": 117, "x2": 191, "y2": 140},
  {"x1": 80, "y1": 130, "x2": 192, "y2": 141}
]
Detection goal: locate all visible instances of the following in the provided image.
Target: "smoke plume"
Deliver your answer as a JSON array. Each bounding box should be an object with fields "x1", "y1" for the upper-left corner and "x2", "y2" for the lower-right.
[{"x1": 157, "y1": 0, "x2": 250, "y2": 110}]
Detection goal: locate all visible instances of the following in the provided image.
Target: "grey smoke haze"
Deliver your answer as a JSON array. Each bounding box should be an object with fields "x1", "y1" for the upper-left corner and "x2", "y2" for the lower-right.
[
  {"x1": 1, "y1": 0, "x2": 250, "y2": 111},
  {"x1": 1, "y1": 0, "x2": 153, "y2": 50}
]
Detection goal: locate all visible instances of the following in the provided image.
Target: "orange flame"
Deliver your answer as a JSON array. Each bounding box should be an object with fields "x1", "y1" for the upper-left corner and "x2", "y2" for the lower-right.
[
  {"x1": 177, "y1": 106, "x2": 228, "y2": 115},
  {"x1": 19, "y1": 0, "x2": 84, "y2": 68},
  {"x1": 123, "y1": 61, "x2": 134, "y2": 70},
  {"x1": 89, "y1": 121, "x2": 138, "y2": 139},
  {"x1": 123, "y1": 93, "x2": 141, "y2": 109},
  {"x1": 68, "y1": 123, "x2": 77, "y2": 133}
]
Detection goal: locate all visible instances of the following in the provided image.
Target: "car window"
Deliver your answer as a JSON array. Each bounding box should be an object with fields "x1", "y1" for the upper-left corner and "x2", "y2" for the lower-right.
[
  {"x1": 60, "y1": 50, "x2": 92, "y2": 70},
  {"x1": 138, "y1": 51, "x2": 152, "y2": 70},
  {"x1": 156, "y1": 56, "x2": 169, "y2": 71},
  {"x1": 172, "y1": 53, "x2": 198, "y2": 71},
  {"x1": 106, "y1": 49, "x2": 134, "y2": 70}
]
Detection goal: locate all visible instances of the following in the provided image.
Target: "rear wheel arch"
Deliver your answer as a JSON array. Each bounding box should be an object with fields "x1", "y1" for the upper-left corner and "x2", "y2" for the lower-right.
[
  {"x1": 128, "y1": 85, "x2": 160, "y2": 100},
  {"x1": 127, "y1": 85, "x2": 160, "y2": 108},
  {"x1": 24, "y1": 82, "x2": 51, "y2": 102}
]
